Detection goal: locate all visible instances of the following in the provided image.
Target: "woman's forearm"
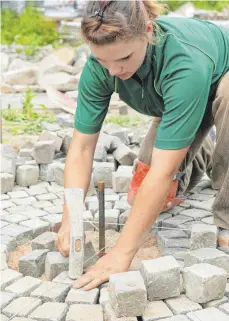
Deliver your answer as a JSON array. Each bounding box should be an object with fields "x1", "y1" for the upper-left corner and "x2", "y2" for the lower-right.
[{"x1": 115, "y1": 168, "x2": 174, "y2": 258}]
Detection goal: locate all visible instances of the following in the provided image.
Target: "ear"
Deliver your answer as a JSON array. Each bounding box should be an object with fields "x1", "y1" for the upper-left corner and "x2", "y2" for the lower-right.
[{"x1": 146, "y1": 21, "x2": 153, "y2": 41}]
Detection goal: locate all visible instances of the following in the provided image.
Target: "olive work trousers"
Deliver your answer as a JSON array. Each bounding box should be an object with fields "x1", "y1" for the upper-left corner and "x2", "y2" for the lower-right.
[{"x1": 138, "y1": 71, "x2": 229, "y2": 229}]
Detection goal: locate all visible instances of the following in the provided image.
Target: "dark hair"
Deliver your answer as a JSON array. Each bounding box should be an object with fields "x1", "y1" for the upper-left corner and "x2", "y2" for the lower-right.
[{"x1": 81, "y1": 0, "x2": 165, "y2": 45}]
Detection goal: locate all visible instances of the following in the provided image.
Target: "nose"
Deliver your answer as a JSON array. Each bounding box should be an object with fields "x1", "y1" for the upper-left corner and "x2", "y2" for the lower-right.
[{"x1": 109, "y1": 65, "x2": 123, "y2": 77}]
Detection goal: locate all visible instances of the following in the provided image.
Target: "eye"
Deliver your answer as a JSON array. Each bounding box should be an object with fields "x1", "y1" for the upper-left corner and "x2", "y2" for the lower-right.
[{"x1": 121, "y1": 54, "x2": 132, "y2": 61}]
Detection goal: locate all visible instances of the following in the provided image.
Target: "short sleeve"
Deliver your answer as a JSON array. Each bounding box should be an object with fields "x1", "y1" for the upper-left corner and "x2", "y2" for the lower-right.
[
  {"x1": 74, "y1": 58, "x2": 114, "y2": 134},
  {"x1": 154, "y1": 36, "x2": 215, "y2": 150}
]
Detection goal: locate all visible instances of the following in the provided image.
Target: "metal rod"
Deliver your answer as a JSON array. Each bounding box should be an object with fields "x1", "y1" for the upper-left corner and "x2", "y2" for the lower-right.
[{"x1": 98, "y1": 181, "x2": 105, "y2": 258}]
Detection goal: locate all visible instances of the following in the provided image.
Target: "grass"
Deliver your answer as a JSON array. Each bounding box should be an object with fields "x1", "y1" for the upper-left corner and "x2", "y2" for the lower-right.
[{"x1": 104, "y1": 114, "x2": 147, "y2": 128}]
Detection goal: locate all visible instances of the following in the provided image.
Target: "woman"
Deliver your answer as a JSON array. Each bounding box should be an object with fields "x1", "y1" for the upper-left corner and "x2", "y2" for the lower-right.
[{"x1": 56, "y1": 0, "x2": 229, "y2": 291}]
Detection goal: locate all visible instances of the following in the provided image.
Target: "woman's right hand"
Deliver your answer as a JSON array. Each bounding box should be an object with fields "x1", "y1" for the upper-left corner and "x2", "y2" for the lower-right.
[{"x1": 56, "y1": 223, "x2": 70, "y2": 257}]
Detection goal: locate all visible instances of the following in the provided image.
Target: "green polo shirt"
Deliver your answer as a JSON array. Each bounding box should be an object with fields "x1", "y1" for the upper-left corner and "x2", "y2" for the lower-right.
[{"x1": 75, "y1": 17, "x2": 229, "y2": 150}]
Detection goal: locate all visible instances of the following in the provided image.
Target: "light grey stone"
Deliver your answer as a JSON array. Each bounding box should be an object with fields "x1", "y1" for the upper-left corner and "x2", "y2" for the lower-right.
[
  {"x1": 39, "y1": 163, "x2": 60, "y2": 182},
  {"x1": 65, "y1": 288, "x2": 99, "y2": 305},
  {"x1": 7, "y1": 191, "x2": 28, "y2": 199},
  {"x1": 113, "y1": 144, "x2": 137, "y2": 166},
  {"x1": 162, "y1": 248, "x2": 190, "y2": 262},
  {"x1": 83, "y1": 211, "x2": 94, "y2": 231},
  {"x1": 38, "y1": 131, "x2": 63, "y2": 152},
  {"x1": 0, "y1": 144, "x2": 16, "y2": 175},
  {"x1": 53, "y1": 164, "x2": 65, "y2": 186},
  {"x1": 7, "y1": 204, "x2": 32, "y2": 214},
  {"x1": 99, "y1": 287, "x2": 109, "y2": 306},
  {"x1": 41, "y1": 215, "x2": 62, "y2": 233},
  {"x1": 114, "y1": 200, "x2": 131, "y2": 214},
  {"x1": 31, "y1": 232, "x2": 57, "y2": 251},
  {"x1": 162, "y1": 215, "x2": 194, "y2": 229},
  {"x1": 190, "y1": 224, "x2": 217, "y2": 250},
  {"x1": 93, "y1": 162, "x2": 115, "y2": 188},
  {"x1": 31, "y1": 281, "x2": 70, "y2": 302},
  {"x1": 94, "y1": 143, "x2": 107, "y2": 162},
  {"x1": 109, "y1": 270, "x2": 147, "y2": 317},
  {"x1": 142, "y1": 300, "x2": 173, "y2": 321},
  {"x1": 1, "y1": 214, "x2": 28, "y2": 224},
  {"x1": 0, "y1": 252, "x2": 8, "y2": 270},
  {"x1": 0, "y1": 291, "x2": 17, "y2": 309},
  {"x1": 66, "y1": 304, "x2": 103, "y2": 321},
  {"x1": 36, "y1": 193, "x2": 58, "y2": 201},
  {"x1": 219, "y1": 303, "x2": 229, "y2": 315},
  {"x1": 1, "y1": 200, "x2": 16, "y2": 210},
  {"x1": 27, "y1": 186, "x2": 47, "y2": 196},
  {"x1": 202, "y1": 296, "x2": 228, "y2": 308},
  {"x1": 184, "y1": 248, "x2": 229, "y2": 276},
  {"x1": 5, "y1": 276, "x2": 42, "y2": 296},
  {"x1": 19, "y1": 148, "x2": 33, "y2": 158},
  {"x1": 29, "y1": 302, "x2": 68, "y2": 321},
  {"x1": 45, "y1": 252, "x2": 69, "y2": 281},
  {"x1": 186, "y1": 198, "x2": 215, "y2": 212},
  {"x1": 1, "y1": 224, "x2": 33, "y2": 245},
  {"x1": 83, "y1": 241, "x2": 98, "y2": 272},
  {"x1": 12, "y1": 196, "x2": 37, "y2": 206},
  {"x1": 103, "y1": 302, "x2": 137, "y2": 320},
  {"x1": 158, "y1": 317, "x2": 190, "y2": 321},
  {"x1": 165, "y1": 295, "x2": 202, "y2": 315},
  {"x1": 140, "y1": 256, "x2": 180, "y2": 301},
  {"x1": 112, "y1": 166, "x2": 133, "y2": 193},
  {"x1": 16, "y1": 165, "x2": 39, "y2": 187},
  {"x1": 88, "y1": 201, "x2": 112, "y2": 214},
  {"x1": 0, "y1": 315, "x2": 9, "y2": 321},
  {"x1": 157, "y1": 235, "x2": 190, "y2": 253},
  {"x1": 188, "y1": 194, "x2": 213, "y2": 202},
  {"x1": 32, "y1": 201, "x2": 54, "y2": 209},
  {"x1": 31, "y1": 141, "x2": 55, "y2": 165},
  {"x1": 0, "y1": 173, "x2": 15, "y2": 194},
  {"x1": 0, "y1": 235, "x2": 16, "y2": 252},
  {"x1": 187, "y1": 307, "x2": 229, "y2": 321},
  {"x1": 20, "y1": 219, "x2": 50, "y2": 238},
  {"x1": 0, "y1": 194, "x2": 10, "y2": 200},
  {"x1": 2, "y1": 297, "x2": 42, "y2": 318},
  {"x1": 183, "y1": 263, "x2": 227, "y2": 303},
  {"x1": 19, "y1": 249, "x2": 49, "y2": 277},
  {"x1": 94, "y1": 209, "x2": 120, "y2": 230},
  {"x1": 181, "y1": 209, "x2": 212, "y2": 220},
  {"x1": 52, "y1": 271, "x2": 73, "y2": 286},
  {"x1": 45, "y1": 205, "x2": 63, "y2": 214},
  {"x1": 118, "y1": 210, "x2": 130, "y2": 231},
  {"x1": 201, "y1": 216, "x2": 214, "y2": 225}
]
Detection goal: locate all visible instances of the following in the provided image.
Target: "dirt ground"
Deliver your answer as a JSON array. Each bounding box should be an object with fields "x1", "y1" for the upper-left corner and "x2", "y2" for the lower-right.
[{"x1": 8, "y1": 230, "x2": 161, "y2": 278}]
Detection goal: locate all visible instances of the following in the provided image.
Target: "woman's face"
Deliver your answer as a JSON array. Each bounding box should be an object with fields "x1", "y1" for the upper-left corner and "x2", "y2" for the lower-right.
[{"x1": 89, "y1": 38, "x2": 148, "y2": 80}]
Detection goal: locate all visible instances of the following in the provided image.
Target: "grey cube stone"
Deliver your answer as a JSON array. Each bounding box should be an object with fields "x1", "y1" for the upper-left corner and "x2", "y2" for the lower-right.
[
  {"x1": 202, "y1": 296, "x2": 228, "y2": 308},
  {"x1": 1, "y1": 200, "x2": 16, "y2": 210},
  {"x1": 19, "y1": 148, "x2": 33, "y2": 158},
  {"x1": 220, "y1": 303, "x2": 229, "y2": 315},
  {"x1": 7, "y1": 318, "x2": 34, "y2": 321},
  {"x1": 187, "y1": 307, "x2": 229, "y2": 321},
  {"x1": 46, "y1": 205, "x2": 63, "y2": 214},
  {"x1": 31, "y1": 141, "x2": 55, "y2": 164},
  {"x1": 118, "y1": 210, "x2": 130, "y2": 231},
  {"x1": 54, "y1": 164, "x2": 65, "y2": 186},
  {"x1": 5, "y1": 276, "x2": 42, "y2": 296},
  {"x1": 41, "y1": 215, "x2": 62, "y2": 233},
  {"x1": 162, "y1": 248, "x2": 189, "y2": 261},
  {"x1": 31, "y1": 281, "x2": 70, "y2": 303},
  {"x1": 114, "y1": 200, "x2": 131, "y2": 214},
  {"x1": 38, "y1": 131, "x2": 63, "y2": 152},
  {"x1": 1, "y1": 214, "x2": 28, "y2": 224},
  {"x1": 52, "y1": 271, "x2": 73, "y2": 286},
  {"x1": 65, "y1": 288, "x2": 99, "y2": 305},
  {"x1": 103, "y1": 302, "x2": 137, "y2": 321},
  {"x1": 162, "y1": 215, "x2": 194, "y2": 229},
  {"x1": 60, "y1": 129, "x2": 74, "y2": 154},
  {"x1": 29, "y1": 302, "x2": 68, "y2": 321},
  {"x1": 0, "y1": 291, "x2": 17, "y2": 309},
  {"x1": 25, "y1": 160, "x2": 38, "y2": 166},
  {"x1": 112, "y1": 166, "x2": 133, "y2": 193},
  {"x1": 157, "y1": 234, "x2": 190, "y2": 253},
  {"x1": 39, "y1": 163, "x2": 59, "y2": 182},
  {"x1": 140, "y1": 256, "x2": 180, "y2": 301},
  {"x1": 0, "y1": 144, "x2": 16, "y2": 176},
  {"x1": 66, "y1": 304, "x2": 103, "y2": 321},
  {"x1": 19, "y1": 249, "x2": 49, "y2": 277},
  {"x1": 31, "y1": 232, "x2": 57, "y2": 251},
  {"x1": 94, "y1": 209, "x2": 119, "y2": 230},
  {"x1": 2, "y1": 297, "x2": 42, "y2": 318},
  {"x1": 32, "y1": 201, "x2": 54, "y2": 209},
  {"x1": 142, "y1": 300, "x2": 173, "y2": 321},
  {"x1": 21, "y1": 209, "x2": 49, "y2": 218},
  {"x1": 88, "y1": 201, "x2": 112, "y2": 214},
  {"x1": 181, "y1": 209, "x2": 212, "y2": 221},
  {"x1": 7, "y1": 191, "x2": 28, "y2": 198},
  {"x1": 45, "y1": 252, "x2": 69, "y2": 281},
  {"x1": 12, "y1": 196, "x2": 37, "y2": 206},
  {"x1": 113, "y1": 144, "x2": 137, "y2": 166},
  {"x1": 165, "y1": 295, "x2": 202, "y2": 315},
  {"x1": 157, "y1": 317, "x2": 190, "y2": 321},
  {"x1": 19, "y1": 219, "x2": 50, "y2": 238},
  {"x1": 0, "y1": 235, "x2": 16, "y2": 252},
  {"x1": 184, "y1": 248, "x2": 229, "y2": 276},
  {"x1": 99, "y1": 287, "x2": 109, "y2": 306},
  {"x1": 7, "y1": 204, "x2": 33, "y2": 214},
  {"x1": 0, "y1": 315, "x2": 9, "y2": 321},
  {"x1": 201, "y1": 216, "x2": 214, "y2": 225},
  {"x1": 187, "y1": 199, "x2": 215, "y2": 212},
  {"x1": 1, "y1": 224, "x2": 33, "y2": 245},
  {"x1": 93, "y1": 162, "x2": 115, "y2": 188},
  {"x1": 109, "y1": 270, "x2": 147, "y2": 317},
  {"x1": 16, "y1": 165, "x2": 39, "y2": 187},
  {"x1": 0, "y1": 252, "x2": 8, "y2": 270},
  {"x1": 94, "y1": 143, "x2": 107, "y2": 162},
  {"x1": 0, "y1": 173, "x2": 15, "y2": 194},
  {"x1": 183, "y1": 263, "x2": 227, "y2": 303},
  {"x1": 83, "y1": 241, "x2": 98, "y2": 272},
  {"x1": 27, "y1": 186, "x2": 47, "y2": 196},
  {"x1": 83, "y1": 211, "x2": 94, "y2": 231},
  {"x1": 36, "y1": 193, "x2": 58, "y2": 201},
  {"x1": 190, "y1": 224, "x2": 217, "y2": 250}
]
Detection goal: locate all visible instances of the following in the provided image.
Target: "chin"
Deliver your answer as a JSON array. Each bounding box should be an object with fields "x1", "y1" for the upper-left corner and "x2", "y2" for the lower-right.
[{"x1": 118, "y1": 72, "x2": 133, "y2": 80}]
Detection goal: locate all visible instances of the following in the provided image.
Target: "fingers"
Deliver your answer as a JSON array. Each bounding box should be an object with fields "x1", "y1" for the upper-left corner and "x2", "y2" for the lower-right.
[
  {"x1": 55, "y1": 234, "x2": 69, "y2": 257},
  {"x1": 83, "y1": 273, "x2": 109, "y2": 291},
  {"x1": 73, "y1": 272, "x2": 94, "y2": 289}
]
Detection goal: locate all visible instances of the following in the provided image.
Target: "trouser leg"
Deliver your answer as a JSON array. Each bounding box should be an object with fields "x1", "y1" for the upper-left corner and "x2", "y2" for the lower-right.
[{"x1": 211, "y1": 71, "x2": 229, "y2": 229}]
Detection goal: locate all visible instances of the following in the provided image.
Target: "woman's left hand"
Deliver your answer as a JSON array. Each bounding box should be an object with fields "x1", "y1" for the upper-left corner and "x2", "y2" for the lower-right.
[{"x1": 73, "y1": 247, "x2": 133, "y2": 291}]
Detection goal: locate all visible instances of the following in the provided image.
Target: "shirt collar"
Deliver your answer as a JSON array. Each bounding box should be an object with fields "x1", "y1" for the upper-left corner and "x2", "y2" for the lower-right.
[{"x1": 136, "y1": 42, "x2": 155, "y2": 79}]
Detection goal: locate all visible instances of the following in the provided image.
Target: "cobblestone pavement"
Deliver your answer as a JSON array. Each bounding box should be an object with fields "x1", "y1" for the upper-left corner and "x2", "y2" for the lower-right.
[{"x1": 1, "y1": 177, "x2": 229, "y2": 321}]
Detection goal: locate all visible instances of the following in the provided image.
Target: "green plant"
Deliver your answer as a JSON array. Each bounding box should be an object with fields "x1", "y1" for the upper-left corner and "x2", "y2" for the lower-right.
[
  {"x1": 160, "y1": 0, "x2": 228, "y2": 12},
  {"x1": 1, "y1": 6, "x2": 59, "y2": 55},
  {"x1": 105, "y1": 115, "x2": 146, "y2": 128},
  {"x1": 2, "y1": 88, "x2": 56, "y2": 135}
]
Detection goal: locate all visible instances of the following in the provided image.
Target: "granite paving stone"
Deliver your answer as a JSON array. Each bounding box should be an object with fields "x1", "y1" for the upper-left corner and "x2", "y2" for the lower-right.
[
  {"x1": 32, "y1": 201, "x2": 54, "y2": 209},
  {"x1": 7, "y1": 191, "x2": 29, "y2": 199},
  {"x1": 40, "y1": 215, "x2": 62, "y2": 233},
  {"x1": 94, "y1": 209, "x2": 120, "y2": 230},
  {"x1": 190, "y1": 224, "x2": 217, "y2": 250},
  {"x1": 103, "y1": 302, "x2": 137, "y2": 321},
  {"x1": 1, "y1": 201, "x2": 16, "y2": 210},
  {"x1": 0, "y1": 235, "x2": 17, "y2": 252},
  {"x1": 202, "y1": 296, "x2": 228, "y2": 308},
  {"x1": 0, "y1": 269, "x2": 23, "y2": 290},
  {"x1": 19, "y1": 219, "x2": 50, "y2": 238},
  {"x1": 36, "y1": 193, "x2": 58, "y2": 201},
  {"x1": 187, "y1": 307, "x2": 229, "y2": 321},
  {"x1": 31, "y1": 281, "x2": 71, "y2": 302},
  {"x1": 66, "y1": 304, "x2": 103, "y2": 321},
  {"x1": 0, "y1": 252, "x2": 8, "y2": 270},
  {"x1": 165, "y1": 295, "x2": 202, "y2": 315},
  {"x1": 5, "y1": 276, "x2": 41, "y2": 296},
  {"x1": 52, "y1": 271, "x2": 73, "y2": 286},
  {"x1": 142, "y1": 300, "x2": 173, "y2": 321},
  {"x1": 7, "y1": 205, "x2": 33, "y2": 214},
  {"x1": 12, "y1": 197, "x2": 37, "y2": 206},
  {"x1": 180, "y1": 209, "x2": 212, "y2": 221},
  {"x1": 65, "y1": 288, "x2": 99, "y2": 305},
  {"x1": 2, "y1": 297, "x2": 42, "y2": 318},
  {"x1": 29, "y1": 302, "x2": 68, "y2": 321},
  {"x1": 162, "y1": 215, "x2": 194, "y2": 229},
  {"x1": 0, "y1": 224, "x2": 33, "y2": 245},
  {"x1": 31, "y1": 232, "x2": 57, "y2": 251},
  {"x1": 158, "y1": 317, "x2": 190, "y2": 321},
  {"x1": 45, "y1": 252, "x2": 69, "y2": 281},
  {"x1": 99, "y1": 287, "x2": 109, "y2": 306},
  {"x1": 27, "y1": 187, "x2": 48, "y2": 196},
  {"x1": 1, "y1": 214, "x2": 28, "y2": 224},
  {"x1": 0, "y1": 291, "x2": 17, "y2": 309},
  {"x1": 219, "y1": 303, "x2": 229, "y2": 315},
  {"x1": 19, "y1": 250, "x2": 49, "y2": 277}
]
